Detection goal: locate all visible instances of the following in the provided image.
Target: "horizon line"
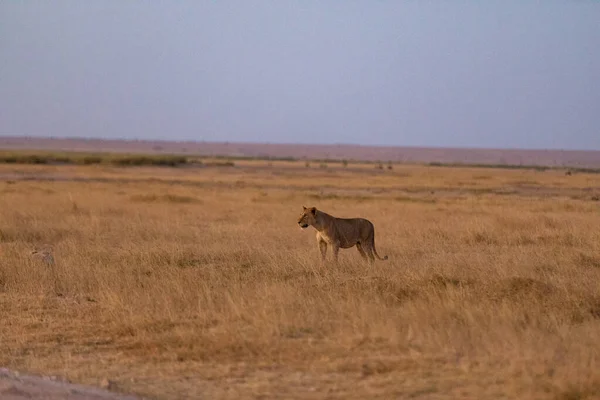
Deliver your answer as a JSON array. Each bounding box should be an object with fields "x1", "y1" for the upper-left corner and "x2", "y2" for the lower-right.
[{"x1": 1, "y1": 134, "x2": 599, "y2": 153}]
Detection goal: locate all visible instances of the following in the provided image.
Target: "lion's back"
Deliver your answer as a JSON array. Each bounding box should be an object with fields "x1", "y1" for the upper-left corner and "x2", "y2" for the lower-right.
[{"x1": 331, "y1": 217, "x2": 373, "y2": 240}]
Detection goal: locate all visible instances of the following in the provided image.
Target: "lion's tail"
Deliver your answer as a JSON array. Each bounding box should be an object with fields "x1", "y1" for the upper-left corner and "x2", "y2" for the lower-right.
[
  {"x1": 371, "y1": 227, "x2": 388, "y2": 261},
  {"x1": 373, "y1": 244, "x2": 388, "y2": 261}
]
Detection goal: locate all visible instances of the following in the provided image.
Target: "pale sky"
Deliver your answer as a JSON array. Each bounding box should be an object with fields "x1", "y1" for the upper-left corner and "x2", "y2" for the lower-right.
[{"x1": 1, "y1": 1, "x2": 599, "y2": 150}]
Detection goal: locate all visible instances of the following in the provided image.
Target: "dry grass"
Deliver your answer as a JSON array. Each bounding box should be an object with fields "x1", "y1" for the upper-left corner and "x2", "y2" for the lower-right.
[{"x1": 1, "y1": 162, "x2": 599, "y2": 399}]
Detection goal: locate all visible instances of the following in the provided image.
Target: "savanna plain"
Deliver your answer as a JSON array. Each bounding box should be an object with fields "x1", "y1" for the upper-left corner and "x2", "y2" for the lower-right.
[{"x1": 1, "y1": 159, "x2": 599, "y2": 399}]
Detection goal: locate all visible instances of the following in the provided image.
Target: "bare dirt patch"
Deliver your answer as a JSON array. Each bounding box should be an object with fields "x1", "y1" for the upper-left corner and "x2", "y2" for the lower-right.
[{"x1": 0, "y1": 368, "x2": 141, "y2": 400}]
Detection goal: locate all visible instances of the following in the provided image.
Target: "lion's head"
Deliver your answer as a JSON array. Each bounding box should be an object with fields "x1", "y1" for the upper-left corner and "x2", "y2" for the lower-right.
[{"x1": 297, "y1": 206, "x2": 317, "y2": 229}]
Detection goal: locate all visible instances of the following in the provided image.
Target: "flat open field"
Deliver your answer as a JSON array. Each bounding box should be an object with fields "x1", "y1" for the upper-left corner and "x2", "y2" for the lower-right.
[{"x1": 1, "y1": 160, "x2": 599, "y2": 399}]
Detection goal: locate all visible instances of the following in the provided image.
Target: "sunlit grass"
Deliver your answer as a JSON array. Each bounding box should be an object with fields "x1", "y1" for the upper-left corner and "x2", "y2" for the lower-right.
[{"x1": 0, "y1": 163, "x2": 599, "y2": 399}]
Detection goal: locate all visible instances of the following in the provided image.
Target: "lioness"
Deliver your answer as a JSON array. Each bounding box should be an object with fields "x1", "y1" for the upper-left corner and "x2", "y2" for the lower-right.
[{"x1": 297, "y1": 206, "x2": 388, "y2": 263}]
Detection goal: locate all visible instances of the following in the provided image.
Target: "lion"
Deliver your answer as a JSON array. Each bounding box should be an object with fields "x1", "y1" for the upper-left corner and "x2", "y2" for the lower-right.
[{"x1": 297, "y1": 206, "x2": 388, "y2": 263}]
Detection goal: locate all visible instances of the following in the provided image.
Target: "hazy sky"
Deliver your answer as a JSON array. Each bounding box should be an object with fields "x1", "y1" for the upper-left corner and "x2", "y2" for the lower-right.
[{"x1": 1, "y1": 2, "x2": 599, "y2": 150}]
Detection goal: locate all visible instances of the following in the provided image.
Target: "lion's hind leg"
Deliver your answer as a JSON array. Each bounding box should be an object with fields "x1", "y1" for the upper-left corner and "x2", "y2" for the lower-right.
[
  {"x1": 366, "y1": 246, "x2": 376, "y2": 263},
  {"x1": 356, "y1": 242, "x2": 369, "y2": 261},
  {"x1": 361, "y1": 241, "x2": 376, "y2": 264}
]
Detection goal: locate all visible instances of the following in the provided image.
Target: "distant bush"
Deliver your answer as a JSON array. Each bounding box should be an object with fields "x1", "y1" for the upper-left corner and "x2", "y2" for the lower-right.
[
  {"x1": 0, "y1": 151, "x2": 189, "y2": 167},
  {"x1": 0, "y1": 154, "x2": 49, "y2": 164},
  {"x1": 109, "y1": 155, "x2": 187, "y2": 167},
  {"x1": 80, "y1": 156, "x2": 102, "y2": 165},
  {"x1": 204, "y1": 160, "x2": 235, "y2": 167}
]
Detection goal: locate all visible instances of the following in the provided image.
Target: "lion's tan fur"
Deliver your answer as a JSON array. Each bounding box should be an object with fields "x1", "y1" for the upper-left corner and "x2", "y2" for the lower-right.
[{"x1": 298, "y1": 206, "x2": 388, "y2": 263}]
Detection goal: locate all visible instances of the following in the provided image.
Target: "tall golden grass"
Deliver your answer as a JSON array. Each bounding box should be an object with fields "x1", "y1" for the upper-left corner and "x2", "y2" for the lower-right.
[{"x1": 0, "y1": 162, "x2": 599, "y2": 399}]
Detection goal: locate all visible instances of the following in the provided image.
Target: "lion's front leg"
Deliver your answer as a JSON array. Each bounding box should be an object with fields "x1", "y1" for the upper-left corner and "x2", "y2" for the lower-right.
[
  {"x1": 318, "y1": 239, "x2": 328, "y2": 262},
  {"x1": 332, "y1": 244, "x2": 340, "y2": 263}
]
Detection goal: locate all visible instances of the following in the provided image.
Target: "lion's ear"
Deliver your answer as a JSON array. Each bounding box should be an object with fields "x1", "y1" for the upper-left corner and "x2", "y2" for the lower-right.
[
  {"x1": 303, "y1": 206, "x2": 307, "y2": 211},
  {"x1": 310, "y1": 207, "x2": 317, "y2": 215}
]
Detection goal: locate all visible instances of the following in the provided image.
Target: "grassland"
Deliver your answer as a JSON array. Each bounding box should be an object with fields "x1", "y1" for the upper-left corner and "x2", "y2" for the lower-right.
[{"x1": 0, "y1": 159, "x2": 599, "y2": 399}]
